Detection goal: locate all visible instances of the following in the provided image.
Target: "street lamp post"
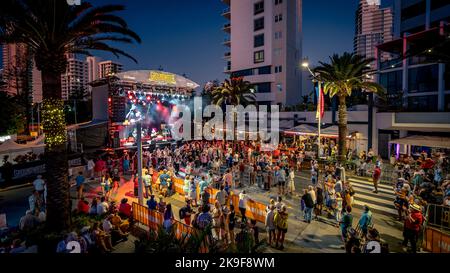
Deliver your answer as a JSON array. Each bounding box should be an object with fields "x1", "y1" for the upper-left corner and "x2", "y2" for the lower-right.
[
  {"x1": 136, "y1": 121, "x2": 144, "y2": 205},
  {"x1": 302, "y1": 60, "x2": 322, "y2": 161}
]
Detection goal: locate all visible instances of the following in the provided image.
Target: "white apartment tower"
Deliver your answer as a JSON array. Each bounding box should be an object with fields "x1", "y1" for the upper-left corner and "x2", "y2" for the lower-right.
[
  {"x1": 98, "y1": 60, "x2": 123, "y2": 79},
  {"x1": 61, "y1": 54, "x2": 89, "y2": 100},
  {"x1": 222, "y1": 0, "x2": 302, "y2": 106},
  {"x1": 86, "y1": 56, "x2": 100, "y2": 92},
  {"x1": 354, "y1": 0, "x2": 394, "y2": 68}
]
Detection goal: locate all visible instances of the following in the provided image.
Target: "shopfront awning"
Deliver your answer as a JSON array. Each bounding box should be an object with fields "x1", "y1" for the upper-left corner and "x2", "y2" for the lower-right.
[{"x1": 389, "y1": 135, "x2": 450, "y2": 149}]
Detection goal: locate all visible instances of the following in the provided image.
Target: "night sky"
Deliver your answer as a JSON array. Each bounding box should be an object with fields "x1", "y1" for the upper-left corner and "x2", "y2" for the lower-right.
[{"x1": 2, "y1": 0, "x2": 394, "y2": 87}]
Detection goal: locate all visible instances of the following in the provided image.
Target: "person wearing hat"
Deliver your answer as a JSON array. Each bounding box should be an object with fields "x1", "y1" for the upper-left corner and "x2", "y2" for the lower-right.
[{"x1": 402, "y1": 203, "x2": 424, "y2": 253}]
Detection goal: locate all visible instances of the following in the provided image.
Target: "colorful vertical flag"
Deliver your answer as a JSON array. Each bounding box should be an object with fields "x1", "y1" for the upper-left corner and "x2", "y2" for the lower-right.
[{"x1": 315, "y1": 84, "x2": 325, "y2": 120}]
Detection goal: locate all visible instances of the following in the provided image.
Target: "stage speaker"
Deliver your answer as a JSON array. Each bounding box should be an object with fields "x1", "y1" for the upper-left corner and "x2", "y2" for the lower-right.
[{"x1": 112, "y1": 131, "x2": 120, "y2": 148}]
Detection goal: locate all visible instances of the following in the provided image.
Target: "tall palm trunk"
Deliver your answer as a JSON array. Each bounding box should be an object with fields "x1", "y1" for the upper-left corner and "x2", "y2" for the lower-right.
[
  {"x1": 337, "y1": 95, "x2": 348, "y2": 163},
  {"x1": 41, "y1": 68, "x2": 71, "y2": 231}
]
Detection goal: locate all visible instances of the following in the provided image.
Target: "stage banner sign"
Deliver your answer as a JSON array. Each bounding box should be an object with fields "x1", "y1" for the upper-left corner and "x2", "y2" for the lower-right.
[{"x1": 149, "y1": 71, "x2": 176, "y2": 85}]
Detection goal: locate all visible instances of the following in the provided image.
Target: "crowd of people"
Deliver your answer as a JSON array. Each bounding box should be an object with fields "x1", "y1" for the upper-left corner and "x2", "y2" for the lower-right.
[{"x1": 2, "y1": 137, "x2": 448, "y2": 253}]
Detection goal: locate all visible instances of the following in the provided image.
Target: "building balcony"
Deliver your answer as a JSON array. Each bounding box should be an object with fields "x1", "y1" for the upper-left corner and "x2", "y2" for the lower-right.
[
  {"x1": 223, "y1": 37, "x2": 231, "y2": 47},
  {"x1": 376, "y1": 112, "x2": 450, "y2": 132},
  {"x1": 224, "y1": 66, "x2": 231, "y2": 73},
  {"x1": 223, "y1": 52, "x2": 231, "y2": 59},
  {"x1": 222, "y1": 8, "x2": 230, "y2": 19},
  {"x1": 223, "y1": 23, "x2": 231, "y2": 33}
]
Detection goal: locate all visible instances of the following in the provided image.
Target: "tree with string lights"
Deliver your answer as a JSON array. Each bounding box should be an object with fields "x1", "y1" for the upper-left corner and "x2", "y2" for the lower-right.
[{"x1": 0, "y1": 0, "x2": 141, "y2": 231}]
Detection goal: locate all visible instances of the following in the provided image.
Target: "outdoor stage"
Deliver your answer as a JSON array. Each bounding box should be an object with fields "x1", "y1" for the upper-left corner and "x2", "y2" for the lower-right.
[{"x1": 91, "y1": 70, "x2": 199, "y2": 149}]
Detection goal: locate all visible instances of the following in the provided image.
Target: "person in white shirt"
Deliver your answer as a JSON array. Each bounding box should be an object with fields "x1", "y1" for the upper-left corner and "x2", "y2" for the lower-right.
[
  {"x1": 265, "y1": 205, "x2": 276, "y2": 247},
  {"x1": 102, "y1": 216, "x2": 113, "y2": 233},
  {"x1": 87, "y1": 159, "x2": 95, "y2": 179},
  {"x1": 97, "y1": 197, "x2": 109, "y2": 215},
  {"x1": 308, "y1": 185, "x2": 317, "y2": 204},
  {"x1": 288, "y1": 167, "x2": 296, "y2": 194},
  {"x1": 33, "y1": 175, "x2": 45, "y2": 198},
  {"x1": 275, "y1": 196, "x2": 284, "y2": 212},
  {"x1": 238, "y1": 190, "x2": 251, "y2": 223}
]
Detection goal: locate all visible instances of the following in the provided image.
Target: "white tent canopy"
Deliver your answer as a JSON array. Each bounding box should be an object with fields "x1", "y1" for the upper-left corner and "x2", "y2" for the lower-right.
[
  {"x1": 0, "y1": 139, "x2": 45, "y2": 166},
  {"x1": 284, "y1": 124, "x2": 317, "y2": 135},
  {"x1": 389, "y1": 135, "x2": 450, "y2": 149},
  {"x1": 284, "y1": 124, "x2": 341, "y2": 138},
  {"x1": 0, "y1": 139, "x2": 30, "y2": 153},
  {"x1": 321, "y1": 125, "x2": 339, "y2": 136}
]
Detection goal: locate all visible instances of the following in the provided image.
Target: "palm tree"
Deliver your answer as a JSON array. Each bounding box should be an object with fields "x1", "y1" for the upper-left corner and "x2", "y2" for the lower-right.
[
  {"x1": 314, "y1": 52, "x2": 385, "y2": 163},
  {"x1": 211, "y1": 77, "x2": 256, "y2": 106},
  {"x1": 211, "y1": 77, "x2": 256, "y2": 141},
  {"x1": 0, "y1": 0, "x2": 141, "y2": 231}
]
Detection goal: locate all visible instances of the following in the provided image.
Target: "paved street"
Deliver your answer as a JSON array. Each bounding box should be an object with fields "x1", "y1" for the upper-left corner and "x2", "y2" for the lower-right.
[{"x1": 0, "y1": 168, "x2": 405, "y2": 253}]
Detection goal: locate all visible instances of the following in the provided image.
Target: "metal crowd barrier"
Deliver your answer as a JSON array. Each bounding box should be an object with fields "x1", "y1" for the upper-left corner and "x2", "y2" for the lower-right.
[{"x1": 423, "y1": 204, "x2": 450, "y2": 253}]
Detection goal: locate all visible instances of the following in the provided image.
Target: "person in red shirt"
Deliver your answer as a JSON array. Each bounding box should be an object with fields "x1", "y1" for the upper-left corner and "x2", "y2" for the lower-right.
[
  {"x1": 77, "y1": 197, "x2": 90, "y2": 214},
  {"x1": 402, "y1": 203, "x2": 424, "y2": 253},
  {"x1": 119, "y1": 198, "x2": 132, "y2": 219},
  {"x1": 372, "y1": 165, "x2": 381, "y2": 193}
]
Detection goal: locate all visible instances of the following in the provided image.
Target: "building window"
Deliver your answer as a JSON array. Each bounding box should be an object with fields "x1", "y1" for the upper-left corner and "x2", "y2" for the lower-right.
[
  {"x1": 258, "y1": 66, "x2": 271, "y2": 75},
  {"x1": 254, "y1": 34, "x2": 264, "y2": 47},
  {"x1": 275, "y1": 14, "x2": 283, "y2": 22},
  {"x1": 401, "y1": 1, "x2": 426, "y2": 22},
  {"x1": 407, "y1": 95, "x2": 438, "y2": 112},
  {"x1": 254, "y1": 82, "x2": 271, "y2": 93},
  {"x1": 275, "y1": 66, "x2": 282, "y2": 73},
  {"x1": 274, "y1": 48, "x2": 282, "y2": 56},
  {"x1": 254, "y1": 17, "x2": 265, "y2": 31},
  {"x1": 275, "y1": 0, "x2": 283, "y2": 5},
  {"x1": 254, "y1": 50, "x2": 265, "y2": 63},
  {"x1": 254, "y1": 1, "x2": 264, "y2": 15},
  {"x1": 231, "y1": 69, "x2": 253, "y2": 77},
  {"x1": 277, "y1": 83, "x2": 283, "y2": 92},
  {"x1": 275, "y1": 31, "x2": 282, "y2": 39},
  {"x1": 431, "y1": 0, "x2": 449, "y2": 11},
  {"x1": 408, "y1": 65, "x2": 439, "y2": 93},
  {"x1": 379, "y1": 70, "x2": 402, "y2": 95}
]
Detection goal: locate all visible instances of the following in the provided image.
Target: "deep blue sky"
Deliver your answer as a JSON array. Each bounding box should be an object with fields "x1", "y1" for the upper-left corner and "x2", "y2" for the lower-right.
[{"x1": 1, "y1": 0, "x2": 394, "y2": 86}]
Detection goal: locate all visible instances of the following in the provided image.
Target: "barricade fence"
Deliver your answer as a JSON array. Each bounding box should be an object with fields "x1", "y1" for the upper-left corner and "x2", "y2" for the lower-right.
[
  {"x1": 132, "y1": 202, "x2": 193, "y2": 240},
  {"x1": 423, "y1": 204, "x2": 450, "y2": 253}
]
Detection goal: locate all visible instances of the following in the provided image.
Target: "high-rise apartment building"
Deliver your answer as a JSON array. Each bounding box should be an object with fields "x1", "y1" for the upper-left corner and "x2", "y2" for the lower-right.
[
  {"x1": 61, "y1": 54, "x2": 89, "y2": 101},
  {"x1": 372, "y1": 0, "x2": 450, "y2": 158},
  {"x1": 221, "y1": 0, "x2": 302, "y2": 106},
  {"x1": 1, "y1": 43, "x2": 42, "y2": 103},
  {"x1": 86, "y1": 56, "x2": 100, "y2": 92},
  {"x1": 354, "y1": 0, "x2": 394, "y2": 68},
  {"x1": 98, "y1": 60, "x2": 123, "y2": 79}
]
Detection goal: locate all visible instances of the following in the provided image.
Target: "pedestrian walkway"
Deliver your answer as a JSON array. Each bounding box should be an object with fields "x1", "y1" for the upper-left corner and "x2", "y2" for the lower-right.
[{"x1": 347, "y1": 176, "x2": 397, "y2": 217}]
